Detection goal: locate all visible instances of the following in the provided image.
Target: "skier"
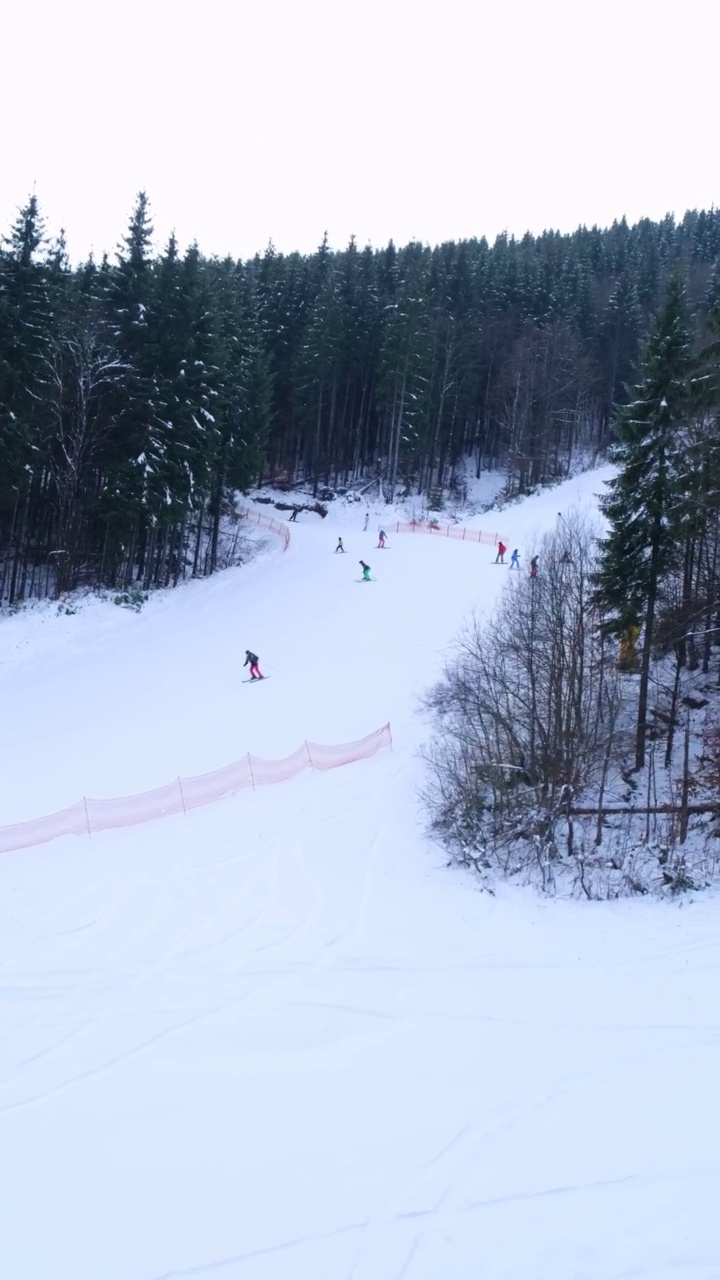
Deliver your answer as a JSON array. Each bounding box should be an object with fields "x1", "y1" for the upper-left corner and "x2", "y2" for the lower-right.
[
  {"x1": 530, "y1": 556, "x2": 539, "y2": 579},
  {"x1": 359, "y1": 560, "x2": 371, "y2": 581},
  {"x1": 244, "y1": 650, "x2": 264, "y2": 679},
  {"x1": 335, "y1": 537, "x2": 345, "y2": 553},
  {"x1": 289, "y1": 506, "x2": 300, "y2": 523},
  {"x1": 363, "y1": 512, "x2": 369, "y2": 531},
  {"x1": 510, "y1": 548, "x2": 520, "y2": 569},
  {"x1": 377, "y1": 530, "x2": 387, "y2": 548},
  {"x1": 495, "y1": 540, "x2": 507, "y2": 564}
]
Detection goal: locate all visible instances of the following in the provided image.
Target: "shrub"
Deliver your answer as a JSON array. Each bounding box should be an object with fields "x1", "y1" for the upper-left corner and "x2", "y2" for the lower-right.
[{"x1": 420, "y1": 511, "x2": 626, "y2": 894}]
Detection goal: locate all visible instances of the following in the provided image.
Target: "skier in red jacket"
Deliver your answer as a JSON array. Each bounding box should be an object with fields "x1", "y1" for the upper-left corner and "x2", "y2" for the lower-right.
[{"x1": 495, "y1": 541, "x2": 507, "y2": 564}]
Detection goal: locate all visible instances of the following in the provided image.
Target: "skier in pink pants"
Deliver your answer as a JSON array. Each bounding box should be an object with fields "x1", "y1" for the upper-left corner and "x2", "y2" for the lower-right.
[{"x1": 244, "y1": 650, "x2": 264, "y2": 679}]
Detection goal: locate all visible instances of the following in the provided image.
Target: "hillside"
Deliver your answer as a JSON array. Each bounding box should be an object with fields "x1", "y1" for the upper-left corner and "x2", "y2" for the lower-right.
[{"x1": 1, "y1": 469, "x2": 719, "y2": 1280}]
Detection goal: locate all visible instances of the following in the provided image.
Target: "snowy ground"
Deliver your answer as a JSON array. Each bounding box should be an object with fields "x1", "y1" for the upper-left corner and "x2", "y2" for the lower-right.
[{"x1": 2, "y1": 468, "x2": 719, "y2": 1280}]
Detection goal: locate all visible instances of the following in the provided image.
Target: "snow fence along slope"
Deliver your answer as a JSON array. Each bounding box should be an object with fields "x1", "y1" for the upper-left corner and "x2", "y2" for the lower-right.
[
  {"x1": 237, "y1": 506, "x2": 292, "y2": 549},
  {"x1": 386, "y1": 519, "x2": 507, "y2": 544},
  {"x1": 0, "y1": 724, "x2": 392, "y2": 853},
  {"x1": 240, "y1": 497, "x2": 507, "y2": 549}
]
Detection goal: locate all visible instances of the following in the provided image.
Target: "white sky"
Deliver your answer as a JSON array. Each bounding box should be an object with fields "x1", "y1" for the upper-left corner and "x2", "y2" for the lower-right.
[{"x1": 2, "y1": 0, "x2": 718, "y2": 264}]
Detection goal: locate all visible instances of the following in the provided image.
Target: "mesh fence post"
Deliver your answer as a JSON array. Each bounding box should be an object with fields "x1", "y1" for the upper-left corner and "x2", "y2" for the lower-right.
[
  {"x1": 178, "y1": 777, "x2": 187, "y2": 815},
  {"x1": 247, "y1": 753, "x2": 256, "y2": 790},
  {"x1": 83, "y1": 797, "x2": 92, "y2": 839},
  {"x1": 305, "y1": 741, "x2": 315, "y2": 770}
]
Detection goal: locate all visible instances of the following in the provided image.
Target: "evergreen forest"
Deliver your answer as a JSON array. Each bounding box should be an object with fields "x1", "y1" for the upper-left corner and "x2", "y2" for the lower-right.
[
  {"x1": 1, "y1": 192, "x2": 720, "y2": 604},
  {"x1": 420, "y1": 268, "x2": 720, "y2": 888}
]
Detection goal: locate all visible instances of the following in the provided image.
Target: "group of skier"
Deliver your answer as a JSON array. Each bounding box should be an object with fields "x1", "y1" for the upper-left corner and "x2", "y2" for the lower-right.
[
  {"x1": 495, "y1": 541, "x2": 539, "y2": 577},
  {"x1": 245, "y1": 522, "x2": 388, "y2": 678},
  {"x1": 335, "y1": 529, "x2": 386, "y2": 556},
  {"x1": 334, "y1": 528, "x2": 387, "y2": 584},
  {"x1": 246, "y1": 518, "x2": 545, "y2": 681}
]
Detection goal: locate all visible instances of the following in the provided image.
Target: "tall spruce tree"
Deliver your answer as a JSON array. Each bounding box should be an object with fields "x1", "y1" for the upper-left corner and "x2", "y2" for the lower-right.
[
  {"x1": 0, "y1": 195, "x2": 58, "y2": 600},
  {"x1": 0, "y1": 198, "x2": 51, "y2": 482},
  {"x1": 594, "y1": 277, "x2": 692, "y2": 769}
]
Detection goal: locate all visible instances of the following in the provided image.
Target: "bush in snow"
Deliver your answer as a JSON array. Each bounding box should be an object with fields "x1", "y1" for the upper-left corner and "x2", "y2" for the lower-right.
[
  {"x1": 113, "y1": 589, "x2": 148, "y2": 612},
  {"x1": 420, "y1": 512, "x2": 635, "y2": 896}
]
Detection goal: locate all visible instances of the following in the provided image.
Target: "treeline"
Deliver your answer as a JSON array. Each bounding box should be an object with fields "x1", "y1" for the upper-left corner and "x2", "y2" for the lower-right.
[
  {"x1": 1, "y1": 192, "x2": 720, "y2": 602},
  {"x1": 421, "y1": 277, "x2": 720, "y2": 897}
]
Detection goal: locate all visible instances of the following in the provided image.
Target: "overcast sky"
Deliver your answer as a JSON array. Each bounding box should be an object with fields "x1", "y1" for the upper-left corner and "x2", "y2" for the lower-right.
[{"x1": 2, "y1": 0, "x2": 717, "y2": 264}]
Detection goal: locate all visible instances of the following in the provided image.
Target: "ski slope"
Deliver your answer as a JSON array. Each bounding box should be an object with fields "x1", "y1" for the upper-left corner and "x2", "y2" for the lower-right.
[{"x1": 1, "y1": 469, "x2": 719, "y2": 1280}]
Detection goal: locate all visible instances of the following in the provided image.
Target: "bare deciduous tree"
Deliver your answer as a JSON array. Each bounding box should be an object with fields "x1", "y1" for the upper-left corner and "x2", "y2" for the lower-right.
[
  {"x1": 34, "y1": 325, "x2": 129, "y2": 592},
  {"x1": 420, "y1": 511, "x2": 625, "y2": 891}
]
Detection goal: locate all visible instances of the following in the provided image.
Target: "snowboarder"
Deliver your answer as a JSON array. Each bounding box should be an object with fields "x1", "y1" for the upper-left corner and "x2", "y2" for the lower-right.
[
  {"x1": 530, "y1": 556, "x2": 539, "y2": 579},
  {"x1": 510, "y1": 548, "x2": 520, "y2": 569},
  {"x1": 377, "y1": 530, "x2": 387, "y2": 548},
  {"x1": 244, "y1": 650, "x2": 264, "y2": 679},
  {"x1": 363, "y1": 512, "x2": 369, "y2": 531},
  {"x1": 335, "y1": 537, "x2": 345, "y2": 553},
  {"x1": 359, "y1": 560, "x2": 371, "y2": 581},
  {"x1": 495, "y1": 541, "x2": 507, "y2": 564}
]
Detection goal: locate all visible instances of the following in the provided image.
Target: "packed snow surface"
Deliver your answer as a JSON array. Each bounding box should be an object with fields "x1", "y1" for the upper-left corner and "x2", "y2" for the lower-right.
[{"x1": 1, "y1": 469, "x2": 719, "y2": 1280}]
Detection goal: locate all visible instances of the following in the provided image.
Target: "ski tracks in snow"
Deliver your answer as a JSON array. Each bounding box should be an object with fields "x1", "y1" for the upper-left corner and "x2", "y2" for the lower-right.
[
  {"x1": 0, "y1": 999, "x2": 250, "y2": 1117},
  {"x1": 3, "y1": 479, "x2": 720, "y2": 1280},
  {"x1": 320, "y1": 823, "x2": 384, "y2": 957}
]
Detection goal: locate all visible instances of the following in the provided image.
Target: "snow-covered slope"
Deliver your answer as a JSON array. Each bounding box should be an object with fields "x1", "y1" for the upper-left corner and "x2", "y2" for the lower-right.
[{"x1": 1, "y1": 468, "x2": 719, "y2": 1280}]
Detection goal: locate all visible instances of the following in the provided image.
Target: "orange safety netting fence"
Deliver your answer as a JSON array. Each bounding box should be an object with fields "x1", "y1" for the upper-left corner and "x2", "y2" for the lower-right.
[
  {"x1": 239, "y1": 504, "x2": 504, "y2": 550},
  {"x1": 0, "y1": 724, "x2": 392, "y2": 855},
  {"x1": 238, "y1": 506, "x2": 292, "y2": 549},
  {"x1": 388, "y1": 520, "x2": 505, "y2": 546}
]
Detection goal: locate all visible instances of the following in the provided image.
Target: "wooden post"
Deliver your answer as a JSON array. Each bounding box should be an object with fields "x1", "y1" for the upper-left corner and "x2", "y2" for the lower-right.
[{"x1": 679, "y1": 713, "x2": 691, "y2": 844}]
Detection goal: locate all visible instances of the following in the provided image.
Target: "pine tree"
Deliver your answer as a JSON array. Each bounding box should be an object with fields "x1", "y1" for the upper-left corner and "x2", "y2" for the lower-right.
[
  {"x1": 0, "y1": 195, "x2": 57, "y2": 601},
  {"x1": 0, "y1": 195, "x2": 52, "y2": 469},
  {"x1": 102, "y1": 191, "x2": 169, "y2": 583},
  {"x1": 594, "y1": 277, "x2": 692, "y2": 769},
  {"x1": 204, "y1": 259, "x2": 272, "y2": 571},
  {"x1": 377, "y1": 243, "x2": 432, "y2": 498},
  {"x1": 597, "y1": 274, "x2": 643, "y2": 432}
]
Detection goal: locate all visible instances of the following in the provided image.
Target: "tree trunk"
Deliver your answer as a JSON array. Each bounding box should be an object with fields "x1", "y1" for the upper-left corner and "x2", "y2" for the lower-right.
[{"x1": 635, "y1": 533, "x2": 661, "y2": 771}]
